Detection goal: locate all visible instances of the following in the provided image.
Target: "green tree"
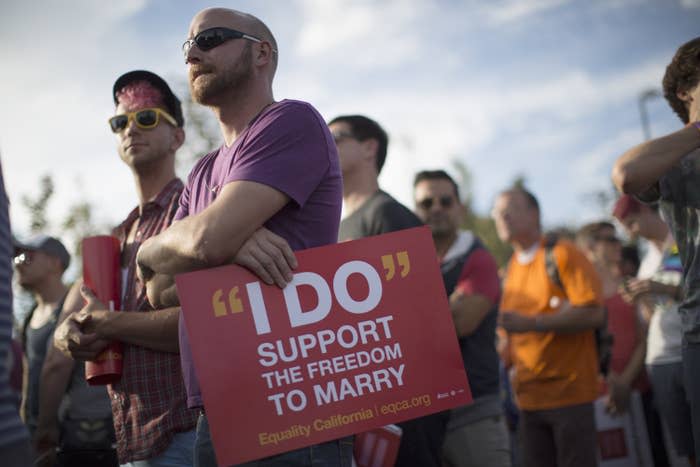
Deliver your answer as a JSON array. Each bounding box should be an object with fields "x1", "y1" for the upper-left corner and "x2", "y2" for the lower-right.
[
  {"x1": 21, "y1": 175, "x2": 53, "y2": 233},
  {"x1": 450, "y1": 160, "x2": 513, "y2": 267}
]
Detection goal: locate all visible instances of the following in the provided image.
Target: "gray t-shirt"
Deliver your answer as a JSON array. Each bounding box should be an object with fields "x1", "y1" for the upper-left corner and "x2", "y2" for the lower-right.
[
  {"x1": 339, "y1": 190, "x2": 422, "y2": 241},
  {"x1": 641, "y1": 149, "x2": 700, "y2": 339}
]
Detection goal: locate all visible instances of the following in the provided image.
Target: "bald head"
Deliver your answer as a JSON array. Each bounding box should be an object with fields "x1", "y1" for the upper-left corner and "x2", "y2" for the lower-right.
[{"x1": 189, "y1": 8, "x2": 278, "y2": 77}]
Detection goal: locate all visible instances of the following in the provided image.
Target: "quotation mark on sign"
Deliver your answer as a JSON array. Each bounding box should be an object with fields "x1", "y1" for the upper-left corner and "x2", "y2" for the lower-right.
[
  {"x1": 212, "y1": 286, "x2": 244, "y2": 317},
  {"x1": 381, "y1": 251, "x2": 410, "y2": 280}
]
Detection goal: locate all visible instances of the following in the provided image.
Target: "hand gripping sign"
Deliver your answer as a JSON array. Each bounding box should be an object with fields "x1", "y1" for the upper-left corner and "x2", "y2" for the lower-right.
[{"x1": 175, "y1": 226, "x2": 471, "y2": 466}]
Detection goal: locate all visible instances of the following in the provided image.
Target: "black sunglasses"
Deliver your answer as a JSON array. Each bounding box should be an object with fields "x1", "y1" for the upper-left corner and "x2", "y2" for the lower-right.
[
  {"x1": 182, "y1": 27, "x2": 275, "y2": 57},
  {"x1": 417, "y1": 195, "x2": 455, "y2": 210}
]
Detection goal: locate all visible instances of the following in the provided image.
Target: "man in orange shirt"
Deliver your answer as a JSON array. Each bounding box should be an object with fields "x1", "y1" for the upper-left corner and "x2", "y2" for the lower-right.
[{"x1": 492, "y1": 188, "x2": 605, "y2": 467}]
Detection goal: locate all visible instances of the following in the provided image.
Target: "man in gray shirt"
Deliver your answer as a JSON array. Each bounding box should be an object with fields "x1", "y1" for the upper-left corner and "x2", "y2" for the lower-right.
[
  {"x1": 329, "y1": 114, "x2": 447, "y2": 467},
  {"x1": 612, "y1": 36, "x2": 700, "y2": 464}
]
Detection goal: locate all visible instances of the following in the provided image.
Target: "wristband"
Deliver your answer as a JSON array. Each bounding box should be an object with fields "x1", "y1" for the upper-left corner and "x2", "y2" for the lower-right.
[
  {"x1": 534, "y1": 316, "x2": 544, "y2": 332},
  {"x1": 694, "y1": 122, "x2": 700, "y2": 132}
]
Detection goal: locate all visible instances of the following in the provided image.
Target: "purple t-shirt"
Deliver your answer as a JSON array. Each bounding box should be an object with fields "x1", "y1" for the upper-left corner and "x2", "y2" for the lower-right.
[{"x1": 175, "y1": 99, "x2": 342, "y2": 407}]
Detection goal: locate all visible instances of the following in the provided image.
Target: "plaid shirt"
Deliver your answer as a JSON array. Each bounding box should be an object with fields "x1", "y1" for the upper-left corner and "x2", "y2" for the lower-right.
[{"x1": 108, "y1": 178, "x2": 198, "y2": 462}]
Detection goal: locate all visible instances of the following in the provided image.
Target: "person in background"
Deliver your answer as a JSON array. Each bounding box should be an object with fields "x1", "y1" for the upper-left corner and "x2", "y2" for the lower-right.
[
  {"x1": 0, "y1": 161, "x2": 33, "y2": 466},
  {"x1": 53, "y1": 70, "x2": 197, "y2": 466},
  {"x1": 328, "y1": 113, "x2": 446, "y2": 467},
  {"x1": 614, "y1": 194, "x2": 694, "y2": 465},
  {"x1": 575, "y1": 222, "x2": 647, "y2": 418},
  {"x1": 612, "y1": 36, "x2": 700, "y2": 463},
  {"x1": 492, "y1": 187, "x2": 604, "y2": 467},
  {"x1": 13, "y1": 235, "x2": 70, "y2": 437},
  {"x1": 413, "y1": 169, "x2": 510, "y2": 467}
]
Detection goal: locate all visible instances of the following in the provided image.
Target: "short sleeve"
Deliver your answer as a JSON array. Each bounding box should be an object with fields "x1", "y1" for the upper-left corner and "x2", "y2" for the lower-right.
[
  {"x1": 455, "y1": 248, "x2": 501, "y2": 306},
  {"x1": 224, "y1": 102, "x2": 333, "y2": 208},
  {"x1": 555, "y1": 241, "x2": 603, "y2": 307},
  {"x1": 174, "y1": 182, "x2": 190, "y2": 221},
  {"x1": 370, "y1": 201, "x2": 422, "y2": 234}
]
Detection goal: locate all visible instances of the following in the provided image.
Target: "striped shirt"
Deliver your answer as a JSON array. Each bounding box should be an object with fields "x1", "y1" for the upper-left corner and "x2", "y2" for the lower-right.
[
  {"x1": 0, "y1": 161, "x2": 29, "y2": 448},
  {"x1": 108, "y1": 178, "x2": 197, "y2": 462}
]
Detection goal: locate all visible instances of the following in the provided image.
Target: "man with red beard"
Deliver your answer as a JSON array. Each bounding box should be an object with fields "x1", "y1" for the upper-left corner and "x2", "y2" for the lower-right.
[
  {"x1": 53, "y1": 71, "x2": 198, "y2": 466},
  {"x1": 136, "y1": 8, "x2": 347, "y2": 467}
]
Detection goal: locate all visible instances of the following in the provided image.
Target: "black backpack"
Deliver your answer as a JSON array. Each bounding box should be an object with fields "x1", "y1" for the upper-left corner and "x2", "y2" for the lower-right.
[{"x1": 543, "y1": 234, "x2": 613, "y2": 376}]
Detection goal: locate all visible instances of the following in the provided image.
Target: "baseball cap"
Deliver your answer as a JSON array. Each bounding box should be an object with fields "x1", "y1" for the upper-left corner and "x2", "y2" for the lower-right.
[
  {"x1": 112, "y1": 70, "x2": 184, "y2": 127},
  {"x1": 612, "y1": 194, "x2": 644, "y2": 221},
  {"x1": 14, "y1": 235, "x2": 71, "y2": 270}
]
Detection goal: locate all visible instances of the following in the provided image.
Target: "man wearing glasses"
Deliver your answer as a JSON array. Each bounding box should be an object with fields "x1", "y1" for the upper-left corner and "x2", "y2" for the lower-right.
[
  {"x1": 413, "y1": 170, "x2": 510, "y2": 467},
  {"x1": 328, "y1": 115, "x2": 447, "y2": 467},
  {"x1": 53, "y1": 70, "x2": 198, "y2": 467},
  {"x1": 13, "y1": 235, "x2": 71, "y2": 438},
  {"x1": 135, "y1": 8, "x2": 348, "y2": 466}
]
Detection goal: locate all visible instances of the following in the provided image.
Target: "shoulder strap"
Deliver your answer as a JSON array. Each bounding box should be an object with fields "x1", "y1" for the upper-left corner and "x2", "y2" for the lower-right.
[{"x1": 544, "y1": 233, "x2": 564, "y2": 293}]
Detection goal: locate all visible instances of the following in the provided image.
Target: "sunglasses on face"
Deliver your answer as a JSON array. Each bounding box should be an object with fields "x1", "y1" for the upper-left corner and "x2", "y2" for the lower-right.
[
  {"x1": 416, "y1": 195, "x2": 455, "y2": 210},
  {"x1": 182, "y1": 27, "x2": 273, "y2": 57},
  {"x1": 331, "y1": 131, "x2": 356, "y2": 144},
  {"x1": 108, "y1": 108, "x2": 177, "y2": 133},
  {"x1": 13, "y1": 251, "x2": 33, "y2": 266}
]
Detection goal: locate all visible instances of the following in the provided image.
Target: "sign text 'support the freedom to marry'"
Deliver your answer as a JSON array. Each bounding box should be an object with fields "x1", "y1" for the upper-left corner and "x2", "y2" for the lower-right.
[{"x1": 176, "y1": 226, "x2": 472, "y2": 466}]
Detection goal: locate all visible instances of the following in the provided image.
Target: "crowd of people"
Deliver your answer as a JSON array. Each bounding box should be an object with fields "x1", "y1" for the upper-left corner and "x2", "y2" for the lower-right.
[{"x1": 0, "y1": 6, "x2": 699, "y2": 467}]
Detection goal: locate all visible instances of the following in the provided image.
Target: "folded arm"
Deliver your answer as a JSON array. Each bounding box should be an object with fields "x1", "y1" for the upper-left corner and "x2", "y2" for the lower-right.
[
  {"x1": 500, "y1": 302, "x2": 605, "y2": 334},
  {"x1": 137, "y1": 181, "x2": 294, "y2": 307},
  {"x1": 137, "y1": 180, "x2": 289, "y2": 278},
  {"x1": 450, "y1": 291, "x2": 493, "y2": 337},
  {"x1": 612, "y1": 124, "x2": 700, "y2": 194}
]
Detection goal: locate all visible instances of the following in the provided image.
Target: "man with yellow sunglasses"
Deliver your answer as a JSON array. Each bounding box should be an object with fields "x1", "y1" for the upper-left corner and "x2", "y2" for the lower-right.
[{"x1": 51, "y1": 70, "x2": 199, "y2": 467}]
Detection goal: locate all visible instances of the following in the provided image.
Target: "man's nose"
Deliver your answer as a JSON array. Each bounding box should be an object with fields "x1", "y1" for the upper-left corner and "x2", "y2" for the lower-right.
[
  {"x1": 185, "y1": 42, "x2": 202, "y2": 64},
  {"x1": 123, "y1": 117, "x2": 139, "y2": 135}
]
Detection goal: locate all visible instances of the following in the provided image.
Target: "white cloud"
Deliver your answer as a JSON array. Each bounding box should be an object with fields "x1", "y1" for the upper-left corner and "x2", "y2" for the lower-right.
[
  {"x1": 481, "y1": 0, "x2": 569, "y2": 25},
  {"x1": 295, "y1": 0, "x2": 432, "y2": 68},
  {"x1": 1, "y1": 0, "x2": 697, "y2": 240}
]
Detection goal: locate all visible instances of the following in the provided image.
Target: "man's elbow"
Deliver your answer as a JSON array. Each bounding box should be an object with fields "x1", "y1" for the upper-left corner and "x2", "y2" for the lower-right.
[{"x1": 612, "y1": 161, "x2": 641, "y2": 194}]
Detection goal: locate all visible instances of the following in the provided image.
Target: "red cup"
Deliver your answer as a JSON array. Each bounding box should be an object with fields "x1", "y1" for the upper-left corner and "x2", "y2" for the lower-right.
[{"x1": 82, "y1": 235, "x2": 123, "y2": 385}]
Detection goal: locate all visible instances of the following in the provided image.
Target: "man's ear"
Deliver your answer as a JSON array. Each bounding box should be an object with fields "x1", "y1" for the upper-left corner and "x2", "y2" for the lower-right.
[
  {"x1": 361, "y1": 138, "x2": 379, "y2": 162},
  {"x1": 172, "y1": 127, "x2": 186, "y2": 151},
  {"x1": 677, "y1": 88, "x2": 692, "y2": 104},
  {"x1": 254, "y1": 41, "x2": 275, "y2": 67}
]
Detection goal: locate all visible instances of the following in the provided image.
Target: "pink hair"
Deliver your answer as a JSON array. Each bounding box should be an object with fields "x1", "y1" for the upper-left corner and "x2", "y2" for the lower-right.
[{"x1": 115, "y1": 80, "x2": 164, "y2": 111}]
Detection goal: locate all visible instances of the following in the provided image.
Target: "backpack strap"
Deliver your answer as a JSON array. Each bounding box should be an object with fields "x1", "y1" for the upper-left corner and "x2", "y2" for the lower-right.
[{"x1": 543, "y1": 233, "x2": 564, "y2": 293}]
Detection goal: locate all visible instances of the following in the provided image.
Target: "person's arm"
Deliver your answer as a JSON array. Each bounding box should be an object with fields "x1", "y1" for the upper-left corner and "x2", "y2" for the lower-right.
[
  {"x1": 606, "y1": 308, "x2": 647, "y2": 415},
  {"x1": 76, "y1": 285, "x2": 180, "y2": 353},
  {"x1": 137, "y1": 180, "x2": 290, "y2": 307},
  {"x1": 618, "y1": 309, "x2": 647, "y2": 389},
  {"x1": 500, "y1": 303, "x2": 605, "y2": 334},
  {"x1": 34, "y1": 283, "x2": 82, "y2": 464},
  {"x1": 612, "y1": 124, "x2": 700, "y2": 195},
  {"x1": 449, "y1": 248, "x2": 500, "y2": 337},
  {"x1": 451, "y1": 292, "x2": 492, "y2": 337},
  {"x1": 53, "y1": 283, "x2": 180, "y2": 357}
]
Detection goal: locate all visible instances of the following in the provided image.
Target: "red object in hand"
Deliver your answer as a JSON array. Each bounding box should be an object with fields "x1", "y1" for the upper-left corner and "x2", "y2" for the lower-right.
[{"x1": 82, "y1": 235, "x2": 123, "y2": 385}]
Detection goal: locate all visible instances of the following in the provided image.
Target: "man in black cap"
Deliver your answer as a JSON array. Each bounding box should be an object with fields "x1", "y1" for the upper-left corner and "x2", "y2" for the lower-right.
[
  {"x1": 14, "y1": 235, "x2": 70, "y2": 436},
  {"x1": 52, "y1": 70, "x2": 198, "y2": 466}
]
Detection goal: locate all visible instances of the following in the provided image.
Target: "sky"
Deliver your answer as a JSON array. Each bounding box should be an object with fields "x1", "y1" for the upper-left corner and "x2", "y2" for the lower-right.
[{"x1": 2, "y1": 0, "x2": 700, "y2": 246}]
